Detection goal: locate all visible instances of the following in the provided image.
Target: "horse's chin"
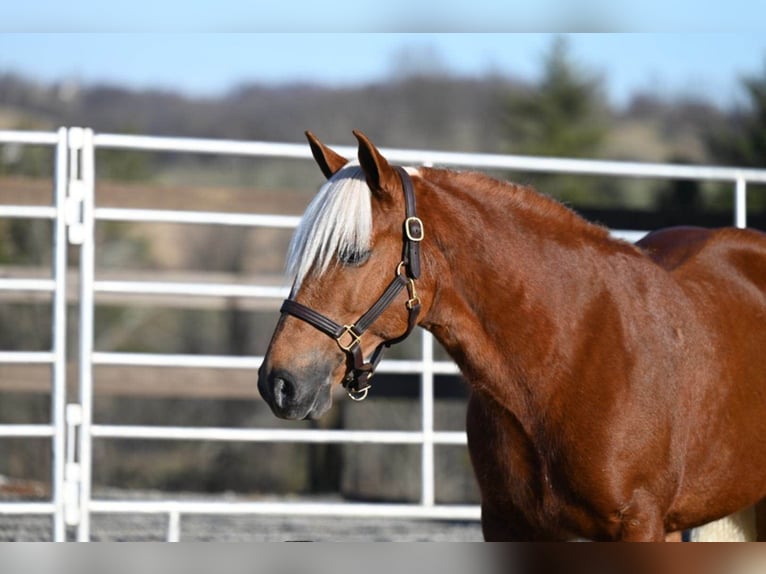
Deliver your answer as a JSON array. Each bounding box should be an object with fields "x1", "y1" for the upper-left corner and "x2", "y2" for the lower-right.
[
  {"x1": 303, "y1": 393, "x2": 333, "y2": 420},
  {"x1": 268, "y1": 384, "x2": 333, "y2": 421}
]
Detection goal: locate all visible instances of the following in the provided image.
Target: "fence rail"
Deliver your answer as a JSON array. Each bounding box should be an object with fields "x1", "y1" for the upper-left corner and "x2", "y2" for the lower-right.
[{"x1": 0, "y1": 127, "x2": 764, "y2": 541}]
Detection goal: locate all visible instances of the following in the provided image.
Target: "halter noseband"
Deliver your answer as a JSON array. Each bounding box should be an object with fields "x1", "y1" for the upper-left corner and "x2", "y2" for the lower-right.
[{"x1": 280, "y1": 166, "x2": 424, "y2": 401}]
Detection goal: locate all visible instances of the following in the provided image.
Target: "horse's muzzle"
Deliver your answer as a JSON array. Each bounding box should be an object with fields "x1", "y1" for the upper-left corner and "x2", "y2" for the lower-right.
[{"x1": 257, "y1": 363, "x2": 333, "y2": 420}]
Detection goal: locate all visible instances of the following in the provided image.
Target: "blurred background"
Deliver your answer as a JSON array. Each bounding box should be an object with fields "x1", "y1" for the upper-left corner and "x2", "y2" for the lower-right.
[{"x1": 1, "y1": 32, "x2": 766, "y2": 508}]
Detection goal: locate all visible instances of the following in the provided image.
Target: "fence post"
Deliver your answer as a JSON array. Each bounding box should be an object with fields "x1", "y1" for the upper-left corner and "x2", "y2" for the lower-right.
[
  {"x1": 51, "y1": 127, "x2": 69, "y2": 541},
  {"x1": 421, "y1": 330, "x2": 435, "y2": 507},
  {"x1": 735, "y1": 176, "x2": 747, "y2": 229},
  {"x1": 167, "y1": 506, "x2": 181, "y2": 542},
  {"x1": 68, "y1": 128, "x2": 96, "y2": 541}
]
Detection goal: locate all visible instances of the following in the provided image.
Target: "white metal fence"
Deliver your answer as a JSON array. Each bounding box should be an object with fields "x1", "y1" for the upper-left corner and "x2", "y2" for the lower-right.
[
  {"x1": 1, "y1": 127, "x2": 765, "y2": 541},
  {"x1": 0, "y1": 128, "x2": 67, "y2": 541}
]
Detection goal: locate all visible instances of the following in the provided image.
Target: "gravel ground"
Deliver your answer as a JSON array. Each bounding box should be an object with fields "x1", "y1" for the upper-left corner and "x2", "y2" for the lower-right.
[
  {"x1": 0, "y1": 514, "x2": 482, "y2": 542},
  {"x1": 94, "y1": 514, "x2": 481, "y2": 542}
]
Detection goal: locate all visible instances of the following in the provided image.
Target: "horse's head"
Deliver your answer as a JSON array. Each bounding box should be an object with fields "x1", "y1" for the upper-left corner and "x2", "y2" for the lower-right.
[{"x1": 258, "y1": 130, "x2": 429, "y2": 420}]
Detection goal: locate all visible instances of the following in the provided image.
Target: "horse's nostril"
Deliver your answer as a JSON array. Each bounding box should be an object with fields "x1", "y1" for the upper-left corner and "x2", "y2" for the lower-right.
[{"x1": 272, "y1": 372, "x2": 296, "y2": 409}]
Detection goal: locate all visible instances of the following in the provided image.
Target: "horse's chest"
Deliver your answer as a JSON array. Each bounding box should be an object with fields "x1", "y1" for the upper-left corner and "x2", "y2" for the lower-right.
[{"x1": 467, "y1": 394, "x2": 612, "y2": 539}]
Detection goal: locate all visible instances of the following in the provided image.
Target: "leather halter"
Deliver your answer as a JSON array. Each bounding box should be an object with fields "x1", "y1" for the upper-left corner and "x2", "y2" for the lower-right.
[{"x1": 280, "y1": 166, "x2": 424, "y2": 401}]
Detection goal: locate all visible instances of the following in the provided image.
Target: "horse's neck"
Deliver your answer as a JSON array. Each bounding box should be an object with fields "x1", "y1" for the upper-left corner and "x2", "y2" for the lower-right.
[{"x1": 419, "y1": 175, "x2": 646, "y2": 414}]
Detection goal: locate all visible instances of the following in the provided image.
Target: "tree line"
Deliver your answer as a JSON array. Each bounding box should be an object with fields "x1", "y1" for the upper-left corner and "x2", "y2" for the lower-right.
[{"x1": 1, "y1": 40, "x2": 763, "y2": 167}]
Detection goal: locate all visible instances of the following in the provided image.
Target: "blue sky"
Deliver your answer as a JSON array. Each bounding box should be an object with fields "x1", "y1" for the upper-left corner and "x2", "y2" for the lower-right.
[
  {"x1": 1, "y1": 34, "x2": 765, "y2": 110},
  {"x1": 2, "y1": 0, "x2": 766, "y2": 32}
]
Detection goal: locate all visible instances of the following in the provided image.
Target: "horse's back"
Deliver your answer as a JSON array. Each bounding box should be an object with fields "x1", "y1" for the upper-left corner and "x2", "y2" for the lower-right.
[
  {"x1": 637, "y1": 226, "x2": 718, "y2": 270},
  {"x1": 638, "y1": 225, "x2": 766, "y2": 295}
]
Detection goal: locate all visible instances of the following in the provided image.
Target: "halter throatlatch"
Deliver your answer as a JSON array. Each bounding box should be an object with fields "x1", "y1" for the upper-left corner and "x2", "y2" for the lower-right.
[{"x1": 280, "y1": 166, "x2": 424, "y2": 401}]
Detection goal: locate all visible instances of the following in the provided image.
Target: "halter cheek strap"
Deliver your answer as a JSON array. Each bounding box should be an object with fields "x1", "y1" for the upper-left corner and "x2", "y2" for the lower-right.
[{"x1": 280, "y1": 167, "x2": 424, "y2": 400}]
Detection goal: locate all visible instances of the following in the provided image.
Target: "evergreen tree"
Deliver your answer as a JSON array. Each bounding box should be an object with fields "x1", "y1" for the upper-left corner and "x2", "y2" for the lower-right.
[
  {"x1": 504, "y1": 36, "x2": 608, "y2": 159},
  {"x1": 502, "y1": 37, "x2": 613, "y2": 206},
  {"x1": 706, "y1": 62, "x2": 766, "y2": 168}
]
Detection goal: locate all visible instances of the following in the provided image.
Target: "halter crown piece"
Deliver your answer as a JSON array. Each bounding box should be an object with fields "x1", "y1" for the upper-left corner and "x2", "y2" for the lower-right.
[{"x1": 280, "y1": 166, "x2": 424, "y2": 401}]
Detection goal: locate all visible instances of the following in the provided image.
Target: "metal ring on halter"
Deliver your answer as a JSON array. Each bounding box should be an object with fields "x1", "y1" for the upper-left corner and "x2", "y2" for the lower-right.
[
  {"x1": 396, "y1": 260, "x2": 407, "y2": 277},
  {"x1": 347, "y1": 386, "x2": 370, "y2": 401}
]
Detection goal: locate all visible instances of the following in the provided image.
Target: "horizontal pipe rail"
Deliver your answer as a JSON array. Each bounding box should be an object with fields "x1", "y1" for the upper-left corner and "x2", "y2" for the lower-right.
[
  {"x1": 373, "y1": 359, "x2": 461, "y2": 375},
  {"x1": 93, "y1": 133, "x2": 315, "y2": 159},
  {"x1": 0, "y1": 503, "x2": 56, "y2": 515},
  {"x1": 389, "y1": 150, "x2": 766, "y2": 183},
  {"x1": 95, "y1": 207, "x2": 301, "y2": 228},
  {"x1": 0, "y1": 351, "x2": 55, "y2": 364},
  {"x1": 91, "y1": 425, "x2": 467, "y2": 445},
  {"x1": 0, "y1": 424, "x2": 54, "y2": 437},
  {"x1": 611, "y1": 230, "x2": 647, "y2": 243},
  {"x1": 91, "y1": 352, "x2": 461, "y2": 375},
  {"x1": 88, "y1": 499, "x2": 481, "y2": 521},
  {"x1": 92, "y1": 352, "x2": 262, "y2": 369},
  {"x1": 94, "y1": 280, "x2": 288, "y2": 299},
  {"x1": 0, "y1": 278, "x2": 55, "y2": 292},
  {"x1": 93, "y1": 133, "x2": 766, "y2": 183},
  {"x1": 0, "y1": 206, "x2": 57, "y2": 219},
  {"x1": 0, "y1": 131, "x2": 59, "y2": 145}
]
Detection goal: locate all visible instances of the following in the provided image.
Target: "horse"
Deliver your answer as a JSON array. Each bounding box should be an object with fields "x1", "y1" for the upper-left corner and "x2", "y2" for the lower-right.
[{"x1": 257, "y1": 130, "x2": 766, "y2": 541}]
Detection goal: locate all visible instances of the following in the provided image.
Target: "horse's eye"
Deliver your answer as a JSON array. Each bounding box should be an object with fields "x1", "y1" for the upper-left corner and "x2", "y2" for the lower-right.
[{"x1": 338, "y1": 248, "x2": 370, "y2": 266}]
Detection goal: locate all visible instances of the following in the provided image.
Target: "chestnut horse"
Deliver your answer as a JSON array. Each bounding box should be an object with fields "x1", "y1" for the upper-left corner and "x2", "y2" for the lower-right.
[{"x1": 258, "y1": 130, "x2": 766, "y2": 541}]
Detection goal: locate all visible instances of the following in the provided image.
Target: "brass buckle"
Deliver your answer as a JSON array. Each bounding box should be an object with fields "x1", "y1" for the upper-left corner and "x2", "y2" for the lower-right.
[
  {"x1": 396, "y1": 262, "x2": 421, "y2": 309},
  {"x1": 336, "y1": 324, "x2": 361, "y2": 352},
  {"x1": 406, "y1": 278, "x2": 420, "y2": 310},
  {"x1": 404, "y1": 217, "x2": 424, "y2": 242}
]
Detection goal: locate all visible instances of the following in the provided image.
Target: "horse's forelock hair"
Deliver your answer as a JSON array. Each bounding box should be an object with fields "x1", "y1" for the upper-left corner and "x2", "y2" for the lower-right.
[{"x1": 287, "y1": 162, "x2": 372, "y2": 288}]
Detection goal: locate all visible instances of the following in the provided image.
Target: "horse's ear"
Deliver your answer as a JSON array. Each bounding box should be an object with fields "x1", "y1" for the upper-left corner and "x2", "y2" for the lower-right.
[
  {"x1": 305, "y1": 131, "x2": 347, "y2": 179},
  {"x1": 353, "y1": 130, "x2": 399, "y2": 196}
]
